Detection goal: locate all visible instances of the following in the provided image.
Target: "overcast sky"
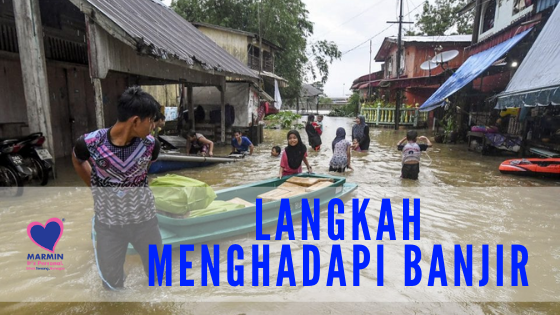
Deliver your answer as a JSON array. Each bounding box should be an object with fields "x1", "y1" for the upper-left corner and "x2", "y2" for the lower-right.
[{"x1": 162, "y1": 0, "x2": 427, "y2": 97}]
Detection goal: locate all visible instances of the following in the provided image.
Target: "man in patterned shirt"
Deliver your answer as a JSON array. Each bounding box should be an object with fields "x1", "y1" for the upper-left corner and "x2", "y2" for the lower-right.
[{"x1": 72, "y1": 86, "x2": 161, "y2": 289}]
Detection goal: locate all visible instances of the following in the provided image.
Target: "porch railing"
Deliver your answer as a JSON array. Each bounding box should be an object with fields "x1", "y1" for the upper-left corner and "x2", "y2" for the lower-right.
[{"x1": 360, "y1": 107, "x2": 428, "y2": 127}]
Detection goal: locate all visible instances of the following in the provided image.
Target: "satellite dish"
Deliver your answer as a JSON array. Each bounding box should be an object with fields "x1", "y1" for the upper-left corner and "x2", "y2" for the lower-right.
[
  {"x1": 431, "y1": 50, "x2": 459, "y2": 64},
  {"x1": 420, "y1": 60, "x2": 438, "y2": 70}
]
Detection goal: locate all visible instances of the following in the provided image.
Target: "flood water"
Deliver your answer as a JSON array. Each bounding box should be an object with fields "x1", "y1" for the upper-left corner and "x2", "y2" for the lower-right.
[{"x1": 1, "y1": 116, "x2": 559, "y2": 314}]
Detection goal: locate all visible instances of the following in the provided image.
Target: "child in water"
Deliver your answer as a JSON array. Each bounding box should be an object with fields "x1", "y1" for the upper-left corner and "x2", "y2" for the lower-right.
[
  {"x1": 278, "y1": 130, "x2": 312, "y2": 177},
  {"x1": 351, "y1": 138, "x2": 362, "y2": 152},
  {"x1": 313, "y1": 115, "x2": 324, "y2": 136},
  {"x1": 397, "y1": 130, "x2": 432, "y2": 180},
  {"x1": 271, "y1": 146, "x2": 281, "y2": 157}
]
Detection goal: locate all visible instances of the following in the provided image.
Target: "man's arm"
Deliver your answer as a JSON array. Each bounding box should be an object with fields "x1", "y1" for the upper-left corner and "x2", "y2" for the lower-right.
[
  {"x1": 303, "y1": 157, "x2": 312, "y2": 173},
  {"x1": 148, "y1": 139, "x2": 161, "y2": 170},
  {"x1": 72, "y1": 136, "x2": 91, "y2": 186},
  {"x1": 249, "y1": 143, "x2": 254, "y2": 155},
  {"x1": 72, "y1": 153, "x2": 91, "y2": 187},
  {"x1": 199, "y1": 136, "x2": 214, "y2": 156},
  {"x1": 419, "y1": 136, "x2": 432, "y2": 147},
  {"x1": 186, "y1": 140, "x2": 192, "y2": 155}
]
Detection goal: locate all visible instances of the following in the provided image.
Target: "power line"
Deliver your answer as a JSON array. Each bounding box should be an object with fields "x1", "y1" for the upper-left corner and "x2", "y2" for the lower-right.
[
  {"x1": 309, "y1": 0, "x2": 386, "y2": 44},
  {"x1": 341, "y1": 0, "x2": 424, "y2": 56}
]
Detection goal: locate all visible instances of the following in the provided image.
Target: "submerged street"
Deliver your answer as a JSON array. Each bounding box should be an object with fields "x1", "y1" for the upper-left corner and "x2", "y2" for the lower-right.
[{"x1": 1, "y1": 116, "x2": 559, "y2": 314}]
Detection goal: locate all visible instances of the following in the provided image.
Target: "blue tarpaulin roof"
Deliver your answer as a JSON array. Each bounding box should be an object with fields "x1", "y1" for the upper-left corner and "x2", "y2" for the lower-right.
[{"x1": 419, "y1": 29, "x2": 532, "y2": 112}]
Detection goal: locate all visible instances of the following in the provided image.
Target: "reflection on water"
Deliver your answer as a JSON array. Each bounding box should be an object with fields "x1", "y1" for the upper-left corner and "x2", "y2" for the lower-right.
[{"x1": 1, "y1": 116, "x2": 559, "y2": 313}]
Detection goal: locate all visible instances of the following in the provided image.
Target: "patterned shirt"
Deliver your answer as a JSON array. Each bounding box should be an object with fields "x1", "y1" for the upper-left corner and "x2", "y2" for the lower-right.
[
  {"x1": 330, "y1": 140, "x2": 351, "y2": 168},
  {"x1": 398, "y1": 142, "x2": 428, "y2": 164},
  {"x1": 74, "y1": 128, "x2": 160, "y2": 225}
]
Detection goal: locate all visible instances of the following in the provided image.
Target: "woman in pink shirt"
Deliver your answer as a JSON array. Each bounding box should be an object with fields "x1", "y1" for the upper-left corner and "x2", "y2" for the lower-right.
[{"x1": 278, "y1": 130, "x2": 312, "y2": 178}]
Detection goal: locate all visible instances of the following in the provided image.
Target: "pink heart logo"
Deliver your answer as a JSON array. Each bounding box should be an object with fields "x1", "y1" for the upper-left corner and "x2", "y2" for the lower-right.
[{"x1": 27, "y1": 218, "x2": 64, "y2": 253}]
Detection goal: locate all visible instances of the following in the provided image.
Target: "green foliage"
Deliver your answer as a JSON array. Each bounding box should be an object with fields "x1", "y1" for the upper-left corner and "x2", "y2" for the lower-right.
[
  {"x1": 318, "y1": 96, "x2": 332, "y2": 104},
  {"x1": 171, "y1": 0, "x2": 341, "y2": 101},
  {"x1": 406, "y1": 0, "x2": 473, "y2": 36},
  {"x1": 311, "y1": 81, "x2": 324, "y2": 91},
  {"x1": 328, "y1": 92, "x2": 359, "y2": 117},
  {"x1": 437, "y1": 104, "x2": 458, "y2": 143},
  {"x1": 264, "y1": 111, "x2": 303, "y2": 129}
]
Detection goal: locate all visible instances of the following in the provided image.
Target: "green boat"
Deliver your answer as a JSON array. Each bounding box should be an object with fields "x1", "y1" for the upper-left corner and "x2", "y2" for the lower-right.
[{"x1": 127, "y1": 173, "x2": 357, "y2": 254}]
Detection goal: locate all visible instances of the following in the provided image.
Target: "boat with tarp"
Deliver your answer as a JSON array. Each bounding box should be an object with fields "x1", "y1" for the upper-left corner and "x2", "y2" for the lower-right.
[{"x1": 127, "y1": 173, "x2": 357, "y2": 254}]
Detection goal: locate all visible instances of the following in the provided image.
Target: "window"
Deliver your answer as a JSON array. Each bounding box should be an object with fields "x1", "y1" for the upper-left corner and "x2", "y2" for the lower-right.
[
  {"x1": 482, "y1": 0, "x2": 496, "y2": 33},
  {"x1": 386, "y1": 57, "x2": 393, "y2": 78},
  {"x1": 513, "y1": 0, "x2": 532, "y2": 15},
  {"x1": 400, "y1": 54, "x2": 405, "y2": 76}
]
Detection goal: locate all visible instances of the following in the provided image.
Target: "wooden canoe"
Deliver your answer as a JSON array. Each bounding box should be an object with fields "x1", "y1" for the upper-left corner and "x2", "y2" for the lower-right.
[{"x1": 148, "y1": 153, "x2": 241, "y2": 174}]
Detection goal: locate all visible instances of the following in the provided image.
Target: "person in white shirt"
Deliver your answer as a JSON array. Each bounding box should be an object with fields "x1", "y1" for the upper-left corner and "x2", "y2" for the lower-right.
[{"x1": 397, "y1": 130, "x2": 432, "y2": 180}]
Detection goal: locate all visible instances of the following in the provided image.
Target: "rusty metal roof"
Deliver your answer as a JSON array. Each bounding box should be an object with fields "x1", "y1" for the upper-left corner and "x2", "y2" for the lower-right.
[{"x1": 79, "y1": 0, "x2": 258, "y2": 81}]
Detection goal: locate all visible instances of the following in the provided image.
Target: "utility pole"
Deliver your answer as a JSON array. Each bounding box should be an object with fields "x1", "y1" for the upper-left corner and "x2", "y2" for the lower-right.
[
  {"x1": 368, "y1": 40, "x2": 372, "y2": 103},
  {"x1": 388, "y1": 0, "x2": 413, "y2": 130},
  {"x1": 258, "y1": 0, "x2": 263, "y2": 76}
]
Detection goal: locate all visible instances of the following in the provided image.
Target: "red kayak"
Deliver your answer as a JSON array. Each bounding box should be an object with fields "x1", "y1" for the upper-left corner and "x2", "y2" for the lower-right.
[{"x1": 499, "y1": 158, "x2": 560, "y2": 177}]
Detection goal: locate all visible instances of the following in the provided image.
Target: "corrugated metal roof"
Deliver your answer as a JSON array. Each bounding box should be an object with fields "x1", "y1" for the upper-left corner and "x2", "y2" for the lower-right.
[
  {"x1": 301, "y1": 83, "x2": 323, "y2": 97},
  {"x1": 81, "y1": 0, "x2": 258, "y2": 80},
  {"x1": 352, "y1": 71, "x2": 384, "y2": 85},
  {"x1": 538, "y1": 0, "x2": 560, "y2": 13},
  {"x1": 497, "y1": 5, "x2": 560, "y2": 107},
  {"x1": 386, "y1": 35, "x2": 472, "y2": 43}
]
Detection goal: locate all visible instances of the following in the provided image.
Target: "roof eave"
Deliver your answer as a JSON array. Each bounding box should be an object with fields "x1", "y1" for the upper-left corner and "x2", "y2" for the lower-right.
[{"x1": 72, "y1": 0, "x2": 258, "y2": 81}]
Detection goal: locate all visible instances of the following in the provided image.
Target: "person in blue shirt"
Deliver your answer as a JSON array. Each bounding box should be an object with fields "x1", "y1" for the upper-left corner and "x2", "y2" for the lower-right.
[{"x1": 230, "y1": 130, "x2": 254, "y2": 155}]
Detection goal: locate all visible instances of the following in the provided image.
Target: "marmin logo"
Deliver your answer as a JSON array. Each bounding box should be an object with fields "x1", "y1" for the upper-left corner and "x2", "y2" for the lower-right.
[{"x1": 27, "y1": 218, "x2": 64, "y2": 253}]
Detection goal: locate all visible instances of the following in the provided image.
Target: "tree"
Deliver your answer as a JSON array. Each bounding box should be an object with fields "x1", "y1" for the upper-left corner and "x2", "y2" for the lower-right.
[
  {"x1": 406, "y1": 0, "x2": 473, "y2": 36},
  {"x1": 171, "y1": 0, "x2": 341, "y2": 101}
]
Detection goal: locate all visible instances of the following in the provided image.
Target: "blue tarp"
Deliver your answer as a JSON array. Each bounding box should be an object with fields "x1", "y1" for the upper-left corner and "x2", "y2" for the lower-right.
[{"x1": 419, "y1": 29, "x2": 532, "y2": 112}]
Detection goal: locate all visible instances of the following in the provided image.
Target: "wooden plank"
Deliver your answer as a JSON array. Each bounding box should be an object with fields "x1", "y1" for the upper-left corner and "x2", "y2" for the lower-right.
[
  {"x1": 257, "y1": 187, "x2": 298, "y2": 203},
  {"x1": 286, "y1": 177, "x2": 333, "y2": 187},
  {"x1": 278, "y1": 182, "x2": 306, "y2": 190},
  {"x1": 219, "y1": 79, "x2": 226, "y2": 143},
  {"x1": 305, "y1": 181, "x2": 333, "y2": 192},
  {"x1": 93, "y1": 78, "x2": 105, "y2": 129},
  {"x1": 187, "y1": 85, "x2": 194, "y2": 131},
  {"x1": 257, "y1": 187, "x2": 290, "y2": 199}
]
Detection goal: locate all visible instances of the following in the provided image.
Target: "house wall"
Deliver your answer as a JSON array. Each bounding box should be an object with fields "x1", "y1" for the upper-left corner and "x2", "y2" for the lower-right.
[
  {"x1": 141, "y1": 84, "x2": 181, "y2": 108},
  {"x1": 472, "y1": 72, "x2": 511, "y2": 93},
  {"x1": 407, "y1": 45, "x2": 468, "y2": 78},
  {"x1": 196, "y1": 27, "x2": 249, "y2": 65},
  {"x1": 0, "y1": 54, "x2": 129, "y2": 157},
  {"x1": 478, "y1": 0, "x2": 534, "y2": 42},
  {"x1": 0, "y1": 58, "x2": 27, "y2": 126},
  {"x1": 383, "y1": 43, "x2": 469, "y2": 79},
  {"x1": 191, "y1": 82, "x2": 255, "y2": 127}
]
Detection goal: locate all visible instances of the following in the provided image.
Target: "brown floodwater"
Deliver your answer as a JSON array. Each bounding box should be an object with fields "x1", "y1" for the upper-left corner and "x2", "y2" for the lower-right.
[{"x1": 1, "y1": 116, "x2": 559, "y2": 314}]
